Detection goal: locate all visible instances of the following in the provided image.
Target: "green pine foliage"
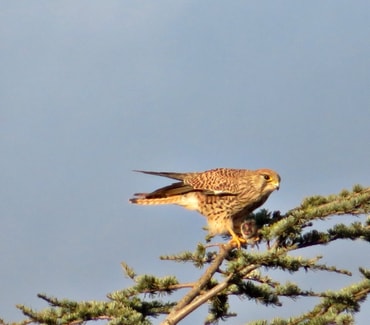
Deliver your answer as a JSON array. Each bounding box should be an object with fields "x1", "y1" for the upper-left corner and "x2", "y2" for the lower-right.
[{"x1": 1, "y1": 185, "x2": 370, "y2": 325}]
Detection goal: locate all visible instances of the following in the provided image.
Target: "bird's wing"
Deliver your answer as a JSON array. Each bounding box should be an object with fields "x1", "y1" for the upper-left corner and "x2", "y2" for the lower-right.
[
  {"x1": 133, "y1": 170, "x2": 191, "y2": 181},
  {"x1": 131, "y1": 182, "x2": 195, "y2": 200},
  {"x1": 184, "y1": 168, "x2": 245, "y2": 194},
  {"x1": 133, "y1": 168, "x2": 246, "y2": 195}
]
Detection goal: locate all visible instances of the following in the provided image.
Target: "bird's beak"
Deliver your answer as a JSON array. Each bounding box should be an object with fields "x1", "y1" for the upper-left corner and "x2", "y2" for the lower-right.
[{"x1": 273, "y1": 181, "x2": 280, "y2": 190}]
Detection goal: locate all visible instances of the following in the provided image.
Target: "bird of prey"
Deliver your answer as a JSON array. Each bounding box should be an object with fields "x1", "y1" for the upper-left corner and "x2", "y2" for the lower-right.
[{"x1": 129, "y1": 168, "x2": 280, "y2": 248}]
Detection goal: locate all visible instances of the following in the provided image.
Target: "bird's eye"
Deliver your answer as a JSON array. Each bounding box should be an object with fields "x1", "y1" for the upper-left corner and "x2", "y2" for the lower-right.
[{"x1": 263, "y1": 174, "x2": 271, "y2": 181}]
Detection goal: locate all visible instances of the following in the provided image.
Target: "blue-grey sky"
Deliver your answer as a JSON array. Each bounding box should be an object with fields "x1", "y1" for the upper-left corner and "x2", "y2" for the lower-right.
[{"x1": 1, "y1": 1, "x2": 370, "y2": 324}]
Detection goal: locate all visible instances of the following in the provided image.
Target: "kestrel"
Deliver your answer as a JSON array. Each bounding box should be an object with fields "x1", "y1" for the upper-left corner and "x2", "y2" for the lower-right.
[{"x1": 129, "y1": 168, "x2": 280, "y2": 247}]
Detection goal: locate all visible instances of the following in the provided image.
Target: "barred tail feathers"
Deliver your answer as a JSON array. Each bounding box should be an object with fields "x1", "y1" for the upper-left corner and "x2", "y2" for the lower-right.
[
  {"x1": 129, "y1": 195, "x2": 182, "y2": 205},
  {"x1": 129, "y1": 192, "x2": 200, "y2": 211}
]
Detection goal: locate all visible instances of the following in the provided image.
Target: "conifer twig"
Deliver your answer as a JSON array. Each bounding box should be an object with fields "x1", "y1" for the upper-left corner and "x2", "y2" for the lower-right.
[{"x1": 162, "y1": 242, "x2": 234, "y2": 325}]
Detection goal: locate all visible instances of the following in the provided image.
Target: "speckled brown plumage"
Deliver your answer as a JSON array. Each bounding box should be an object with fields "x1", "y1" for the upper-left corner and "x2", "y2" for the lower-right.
[{"x1": 129, "y1": 168, "x2": 280, "y2": 247}]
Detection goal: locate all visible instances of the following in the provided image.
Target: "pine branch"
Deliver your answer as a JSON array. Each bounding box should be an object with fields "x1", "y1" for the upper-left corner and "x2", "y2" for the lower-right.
[
  {"x1": 159, "y1": 243, "x2": 217, "y2": 268},
  {"x1": 263, "y1": 186, "x2": 370, "y2": 249},
  {"x1": 161, "y1": 242, "x2": 235, "y2": 325},
  {"x1": 3, "y1": 185, "x2": 370, "y2": 325}
]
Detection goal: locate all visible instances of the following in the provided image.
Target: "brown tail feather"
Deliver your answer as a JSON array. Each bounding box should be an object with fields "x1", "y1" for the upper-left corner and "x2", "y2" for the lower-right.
[{"x1": 129, "y1": 196, "x2": 182, "y2": 205}]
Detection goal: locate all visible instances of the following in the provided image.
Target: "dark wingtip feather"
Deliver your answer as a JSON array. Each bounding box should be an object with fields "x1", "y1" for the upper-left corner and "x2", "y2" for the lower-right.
[
  {"x1": 132, "y1": 170, "x2": 164, "y2": 175},
  {"x1": 132, "y1": 170, "x2": 187, "y2": 181}
]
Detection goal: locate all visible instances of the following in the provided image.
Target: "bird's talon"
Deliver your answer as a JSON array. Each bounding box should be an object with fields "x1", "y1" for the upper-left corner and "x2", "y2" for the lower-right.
[{"x1": 229, "y1": 236, "x2": 246, "y2": 249}]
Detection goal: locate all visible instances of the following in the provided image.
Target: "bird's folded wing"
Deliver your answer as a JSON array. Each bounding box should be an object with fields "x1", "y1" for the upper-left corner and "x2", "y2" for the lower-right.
[
  {"x1": 132, "y1": 182, "x2": 195, "y2": 199},
  {"x1": 184, "y1": 168, "x2": 243, "y2": 194}
]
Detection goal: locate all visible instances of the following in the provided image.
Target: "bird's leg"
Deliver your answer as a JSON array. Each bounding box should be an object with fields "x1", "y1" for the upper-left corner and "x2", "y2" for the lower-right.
[{"x1": 226, "y1": 225, "x2": 246, "y2": 249}]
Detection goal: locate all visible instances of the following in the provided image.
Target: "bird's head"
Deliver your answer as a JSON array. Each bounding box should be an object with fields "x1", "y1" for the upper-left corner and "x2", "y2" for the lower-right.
[{"x1": 255, "y1": 169, "x2": 281, "y2": 194}]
